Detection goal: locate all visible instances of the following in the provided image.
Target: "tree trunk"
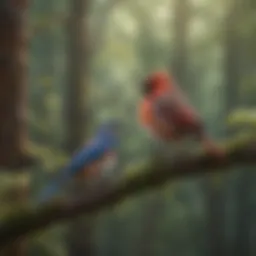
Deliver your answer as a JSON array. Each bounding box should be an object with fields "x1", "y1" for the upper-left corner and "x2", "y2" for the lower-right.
[
  {"x1": 204, "y1": 179, "x2": 227, "y2": 256},
  {"x1": 64, "y1": 0, "x2": 90, "y2": 152},
  {"x1": 171, "y1": 0, "x2": 189, "y2": 89},
  {"x1": 227, "y1": 1, "x2": 253, "y2": 255},
  {"x1": 66, "y1": 218, "x2": 95, "y2": 256},
  {"x1": 64, "y1": 0, "x2": 93, "y2": 255},
  {"x1": 0, "y1": 0, "x2": 32, "y2": 255},
  {"x1": 223, "y1": 0, "x2": 241, "y2": 116},
  {"x1": 138, "y1": 193, "x2": 166, "y2": 256},
  {"x1": 202, "y1": 0, "x2": 244, "y2": 255},
  {"x1": 0, "y1": 0, "x2": 33, "y2": 169},
  {"x1": 30, "y1": 0, "x2": 58, "y2": 145},
  {"x1": 234, "y1": 172, "x2": 251, "y2": 256},
  {"x1": 0, "y1": 175, "x2": 29, "y2": 256}
]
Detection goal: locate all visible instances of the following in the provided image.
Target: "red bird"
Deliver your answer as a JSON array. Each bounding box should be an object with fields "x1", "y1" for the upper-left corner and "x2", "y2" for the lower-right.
[{"x1": 138, "y1": 71, "x2": 224, "y2": 156}]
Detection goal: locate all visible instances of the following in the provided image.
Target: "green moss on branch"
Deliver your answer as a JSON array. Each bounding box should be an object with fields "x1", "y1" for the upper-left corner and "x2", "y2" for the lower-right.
[{"x1": 0, "y1": 137, "x2": 256, "y2": 249}]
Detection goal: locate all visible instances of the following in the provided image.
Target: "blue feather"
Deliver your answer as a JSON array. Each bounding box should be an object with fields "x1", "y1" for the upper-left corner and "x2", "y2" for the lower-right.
[{"x1": 37, "y1": 120, "x2": 119, "y2": 204}]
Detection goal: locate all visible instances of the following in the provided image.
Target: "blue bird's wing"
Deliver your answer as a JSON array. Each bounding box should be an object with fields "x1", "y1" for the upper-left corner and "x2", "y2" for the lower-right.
[{"x1": 37, "y1": 139, "x2": 108, "y2": 203}]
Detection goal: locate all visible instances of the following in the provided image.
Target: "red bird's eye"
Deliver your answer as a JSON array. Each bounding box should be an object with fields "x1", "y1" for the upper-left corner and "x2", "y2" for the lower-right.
[{"x1": 141, "y1": 71, "x2": 172, "y2": 95}]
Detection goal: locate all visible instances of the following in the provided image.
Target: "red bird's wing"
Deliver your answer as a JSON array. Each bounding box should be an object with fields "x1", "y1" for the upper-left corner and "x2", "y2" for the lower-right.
[
  {"x1": 153, "y1": 92, "x2": 202, "y2": 137},
  {"x1": 139, "y1": 98, "x2": 175, "y2": 140}
]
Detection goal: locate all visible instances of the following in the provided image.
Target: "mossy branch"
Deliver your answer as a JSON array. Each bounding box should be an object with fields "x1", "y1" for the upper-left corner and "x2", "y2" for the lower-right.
[{"x1": 0, "y1": 137, "x2": 256, "y2": 249}]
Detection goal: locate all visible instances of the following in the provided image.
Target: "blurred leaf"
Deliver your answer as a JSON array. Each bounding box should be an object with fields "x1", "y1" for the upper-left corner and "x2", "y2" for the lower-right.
[
  {"x1": 28, "y1": 142, "x2": 68, "y2": 173},
  {"x1": 227, "y1": 108, "x2": 256, "y2": 127}
]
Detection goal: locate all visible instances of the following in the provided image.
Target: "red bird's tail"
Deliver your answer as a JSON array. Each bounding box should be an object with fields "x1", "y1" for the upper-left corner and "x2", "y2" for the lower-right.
[{"x1": 201, "y1": 136, "x2": 225, "y2": 158}]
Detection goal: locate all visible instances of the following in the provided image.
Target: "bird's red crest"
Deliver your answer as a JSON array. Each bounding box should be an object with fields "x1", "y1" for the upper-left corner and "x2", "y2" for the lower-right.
[{"x1": 148, "y1": 71, "x2": 170, "y2": 85}]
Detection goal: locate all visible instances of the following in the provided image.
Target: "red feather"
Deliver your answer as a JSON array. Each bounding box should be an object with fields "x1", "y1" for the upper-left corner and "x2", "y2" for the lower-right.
[{"x1": 139, "y1": 71, "x2": 224, "y2": 157}]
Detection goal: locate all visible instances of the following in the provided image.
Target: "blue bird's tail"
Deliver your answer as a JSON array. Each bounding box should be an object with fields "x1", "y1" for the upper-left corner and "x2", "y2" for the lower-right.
[{"x1": 37, "y1": 172, "x2": 69, "y2": 204}]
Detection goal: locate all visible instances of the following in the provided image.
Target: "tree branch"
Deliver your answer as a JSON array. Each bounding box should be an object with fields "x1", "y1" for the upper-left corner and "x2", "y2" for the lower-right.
[{"x1": 0, "y1": 137, "x2": 255, "y2": 249}]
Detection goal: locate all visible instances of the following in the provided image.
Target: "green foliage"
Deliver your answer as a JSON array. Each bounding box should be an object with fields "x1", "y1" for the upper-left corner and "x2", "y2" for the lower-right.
[{"x1": 227, "y1": 108, "x2": 256, "y2": 128}]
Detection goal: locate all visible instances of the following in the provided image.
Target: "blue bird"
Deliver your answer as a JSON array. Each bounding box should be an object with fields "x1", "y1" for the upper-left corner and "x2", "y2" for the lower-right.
[{"x1": 37, "y1": 120, "x2": 119, "y2": 203}]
